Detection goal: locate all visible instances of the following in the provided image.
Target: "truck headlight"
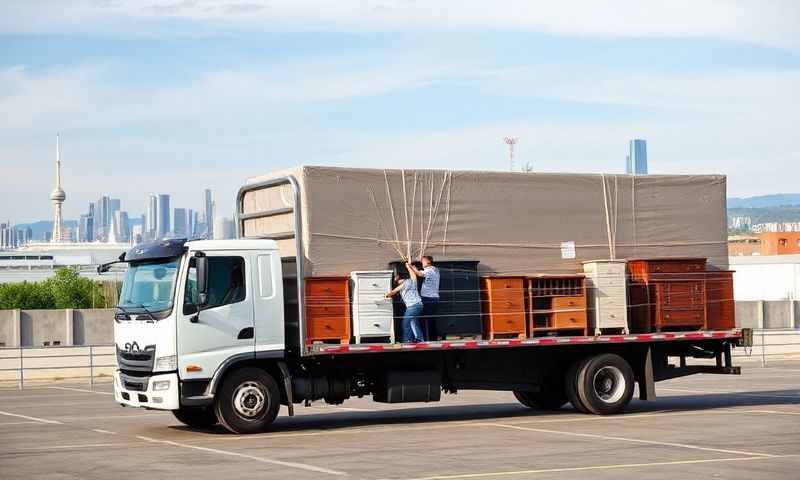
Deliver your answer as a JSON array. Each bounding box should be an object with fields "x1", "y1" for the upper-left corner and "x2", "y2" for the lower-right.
[
  {"x1": 154, "y1": 355, "x2": 177, "y2": 371},
  {"x1": 152, "y1": 380, "x2": 171, "y2": 391}
]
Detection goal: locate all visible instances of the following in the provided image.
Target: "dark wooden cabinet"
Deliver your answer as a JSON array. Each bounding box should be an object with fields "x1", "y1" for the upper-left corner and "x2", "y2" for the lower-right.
[
  {"x1": 627, "y1": 259, "x2": 707, "y2": 332},
  {"x1": 526, "y1": 275, "x2": 588, "y2": 336},
  {"x1": 389, "y1": 260, "x2": 482, "y2": 339},
  {"x1": 705, "y1": 270, "x2": 736, "y2": 330},
  {"x1": 481, "y1": 276, "x2": 526, "y2": 340},
  {"x1": 305, "y1": 277, "x2": 351, "y2": 345}
]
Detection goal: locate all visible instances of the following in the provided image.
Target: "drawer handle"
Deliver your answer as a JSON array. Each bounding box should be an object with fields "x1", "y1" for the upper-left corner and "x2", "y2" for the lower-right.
[
  {"x1": 505, "y1": 301, "x2": 513, "y2": 306},
  {"x1": 325, "y1": 324, "x2": 332, "y2": 329},
  {"x1": 373, "y1": 323, "x2": 381, "y2": 328},
  {"x1": 372, "y1": 283, "x2": 380, "y2": 287}
]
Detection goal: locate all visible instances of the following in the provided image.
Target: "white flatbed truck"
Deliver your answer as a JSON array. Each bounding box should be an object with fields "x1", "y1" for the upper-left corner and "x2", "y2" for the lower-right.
[{"x1": 105, "y1": 174, "x2": 747, "y2": 434}]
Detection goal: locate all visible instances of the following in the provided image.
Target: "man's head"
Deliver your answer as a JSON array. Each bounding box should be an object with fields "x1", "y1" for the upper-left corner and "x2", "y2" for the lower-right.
[{"x1": 421, "y1": 255, "x2": 434, "y2": 268}]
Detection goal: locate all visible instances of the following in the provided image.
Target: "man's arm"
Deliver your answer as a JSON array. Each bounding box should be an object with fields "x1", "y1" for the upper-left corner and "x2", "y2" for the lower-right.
[{"x1": 405, "y1": 262, "x2": 418, "y2": 282}]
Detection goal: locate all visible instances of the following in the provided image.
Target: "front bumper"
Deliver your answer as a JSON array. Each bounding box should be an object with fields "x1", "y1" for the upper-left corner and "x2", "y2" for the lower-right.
[{"x1": 113, "y1": 370, "x2": 179, "y2": 410}]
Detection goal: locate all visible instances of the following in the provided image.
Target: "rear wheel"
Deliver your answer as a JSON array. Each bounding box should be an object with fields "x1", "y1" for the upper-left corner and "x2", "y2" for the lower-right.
[
  {"x1": 576, "y1": 354, "x2": 634, "y2": 415},
  {"x1": 215, "y1": 367, "x2": 281, "y2": 434},
  {"x1": 172, "y1": 406, "x2": 217, "y2": 428},
  {"x1": 513, "y1": 389, "x2": 567, "y2": 410},
  {"x1": 565, "y1": 357, "x2": 591, "y2": 413}
]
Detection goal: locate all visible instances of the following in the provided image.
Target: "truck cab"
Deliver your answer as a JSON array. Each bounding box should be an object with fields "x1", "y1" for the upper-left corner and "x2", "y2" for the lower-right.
[{"x1": 112, "y1": 238, "x2": 285, "y2": 428}]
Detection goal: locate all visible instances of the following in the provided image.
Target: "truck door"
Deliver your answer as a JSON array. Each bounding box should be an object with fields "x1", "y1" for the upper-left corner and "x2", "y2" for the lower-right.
[{"x1": 177, "y1": 253, "x2": 255, "y2": 380}]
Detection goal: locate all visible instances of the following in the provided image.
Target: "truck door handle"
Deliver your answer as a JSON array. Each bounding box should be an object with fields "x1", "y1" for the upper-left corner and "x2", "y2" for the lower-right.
[{"x1": 238, "y1": 327, "x2": 254, "y2": 340}]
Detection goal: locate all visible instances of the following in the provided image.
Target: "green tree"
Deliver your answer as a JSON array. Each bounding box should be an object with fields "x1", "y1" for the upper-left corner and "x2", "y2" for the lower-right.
[
  {"x1": 0, "y1": 268, "x2": 108, "y2": 310},
  {"x1": 0, "y1": 281, "x2": 55, "y2": 309},
  {"x1": 45, "y1": 268, "x2": 107, "y2": 309}
]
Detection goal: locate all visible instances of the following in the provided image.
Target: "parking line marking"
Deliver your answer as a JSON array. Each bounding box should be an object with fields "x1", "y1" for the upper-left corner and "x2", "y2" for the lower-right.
[
  {"x1": 49, "y1": 386, "x2": 114, "y2": 395},
  {"x1": 745, "y1": 409, "x2": 800, "y2": 416},
  {"x1": 0, "y1": 409, "x2": 62, "y2": 425},
  {"x1": 659, "y1": 387, "x2": 800, "y2": 399},
  {"x1": 135, "y1": 435, "x2": 347, "y2": 476},
  {"x1": 391, "y1": 455, "x2": 800, "y2": 480},
  {"x1": 91, "y1": 428, "x2": 117, "y2": 434},
  {"x1": 0, "y1": 421, "x2": 40, "y2": 425},
  {"x1": 489, "y1": 423, "x2": 776, "y2": 457}
]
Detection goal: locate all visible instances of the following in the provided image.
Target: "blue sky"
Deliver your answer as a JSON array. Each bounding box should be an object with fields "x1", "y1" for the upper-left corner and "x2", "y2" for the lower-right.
[{"x1": 1, "y1": 0, "x2": 799, "y2": 223}]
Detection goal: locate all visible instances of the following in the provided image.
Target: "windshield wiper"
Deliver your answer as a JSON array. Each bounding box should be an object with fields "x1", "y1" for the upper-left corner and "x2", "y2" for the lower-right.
[{"x1": 119, "y1": 303, "x2": 157, "y2": 321}]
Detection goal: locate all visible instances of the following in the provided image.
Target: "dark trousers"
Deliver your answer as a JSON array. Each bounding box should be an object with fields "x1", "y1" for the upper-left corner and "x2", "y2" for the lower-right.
[{"x1": 421, "y1": 296, "x2": 440, "y2": 340}]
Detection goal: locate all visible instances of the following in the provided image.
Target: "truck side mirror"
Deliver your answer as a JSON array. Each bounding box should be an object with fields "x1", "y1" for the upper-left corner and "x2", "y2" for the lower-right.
[{"x1": 196, "y1": 255, "x2": 209, "y2": 306}]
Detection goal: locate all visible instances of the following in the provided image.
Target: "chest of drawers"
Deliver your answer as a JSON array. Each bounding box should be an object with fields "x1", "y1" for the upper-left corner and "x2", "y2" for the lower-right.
[
  {"x1": 350, "y1": 271, "x2": 395, "y2": 343},
  {"x1": 527, "y1": 275, "x2": 589, "y2": 337},
  {"x1": 481, "y1": 276, "x2": 527, "y2": 340},
  {"x1": 704, "y1": 270, "x2": 736, "y2": 330},
  {"x1": 582, "y1": 260, "x2": 630, "y2": 335},
  {"x1": 627, "y1": 258, "x2": 707, "y2": 332},
  {"x1": 304, "y1": 277, "x2": 351, "y2": 345}
]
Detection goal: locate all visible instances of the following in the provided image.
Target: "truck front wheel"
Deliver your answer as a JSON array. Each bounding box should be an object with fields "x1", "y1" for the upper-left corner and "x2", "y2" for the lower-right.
[
  {"x1": 215, "y1": 367, "x2": 281, "y2": 434},
  {"x1": 172, "y1": 406, "x2": 217, "y2": 428},
  {"x1": 576, "y1": 354, "x2": 634, "y2": 415}
]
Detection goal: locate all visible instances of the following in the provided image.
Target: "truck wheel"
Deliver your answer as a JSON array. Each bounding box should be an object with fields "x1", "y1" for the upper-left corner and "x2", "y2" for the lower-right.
[
  {"x1": 576, "y1": 354, "x2": 634, "y2": 415},
  {"x1": 215, "y1": 367, "x2": 281, "y2": 434},
  {"x1": 513, "y1": 390, "x2": 567, "y2": 410},
  {"x1": 565, "y1": 357, "x2": 591, "y2": 413},
  {"x1": 172, "y1": 406, "x2": 217, "y2": 428}
]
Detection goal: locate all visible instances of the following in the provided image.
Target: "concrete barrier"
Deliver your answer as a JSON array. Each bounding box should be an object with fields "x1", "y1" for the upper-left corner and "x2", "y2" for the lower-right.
[
  {"x1": 20, "y1": 309, "x2": 70, "y2": 347},
  {"x1": 0, "y1": 310, "x2": 19, "y2": 347},
  {"x1": 763, "y1": 301, "x2": 794, "y2": 329},
  {"x1": 74, "y1": 309, "x2": 115, "y2": 345},
  {"x1": 735, "y1": 301, "x2": 763, "y2": 329}
]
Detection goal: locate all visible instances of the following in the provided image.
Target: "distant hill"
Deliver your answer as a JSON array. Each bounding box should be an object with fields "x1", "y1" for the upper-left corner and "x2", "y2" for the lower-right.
[
  {"x1": 14, "y1": 218, "x2": 143, "y2": 241},
  {"x1": 728, "y1": 194, "x2": 800, "y2": 209}
]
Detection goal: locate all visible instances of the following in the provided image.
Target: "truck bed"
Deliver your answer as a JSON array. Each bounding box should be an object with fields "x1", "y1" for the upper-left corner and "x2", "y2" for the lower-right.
[{"x1": 309, "y1": 329, "x2": 742, "y2": 355}]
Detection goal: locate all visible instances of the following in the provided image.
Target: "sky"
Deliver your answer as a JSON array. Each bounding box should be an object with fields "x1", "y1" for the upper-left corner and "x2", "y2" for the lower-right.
[{"x1": 0, "y1": 0, "x2": 799, "y2": 224}]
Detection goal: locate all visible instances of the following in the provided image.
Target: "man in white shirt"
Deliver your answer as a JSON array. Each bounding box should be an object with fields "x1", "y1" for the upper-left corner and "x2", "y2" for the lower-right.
[{"x1": 413, "y1": 255, "x2": 440, "y2": 340}]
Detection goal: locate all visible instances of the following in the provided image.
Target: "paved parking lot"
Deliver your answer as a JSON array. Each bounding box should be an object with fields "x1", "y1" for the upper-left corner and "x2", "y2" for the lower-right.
[{"x1": 1, "y1": 359, "x2": 799, "y2": 480}]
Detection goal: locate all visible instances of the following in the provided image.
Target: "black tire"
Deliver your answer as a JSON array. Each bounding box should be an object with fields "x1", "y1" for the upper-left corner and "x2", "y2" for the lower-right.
[
  {"x1": 172, "y1": 406, "x2": 218, "y2": 428},
  {"x1": 565, "y1": 357, "x2": 592, "y2": 413},
  {"x1": 214, "y1": 367, "x2": 281, "y2": 434},
  {"x1": 513, "y1": 389, "x2": 568, "y2": 410},
  {"x1": 576, "y1": 353, "x2": 635, "y2": 415}
]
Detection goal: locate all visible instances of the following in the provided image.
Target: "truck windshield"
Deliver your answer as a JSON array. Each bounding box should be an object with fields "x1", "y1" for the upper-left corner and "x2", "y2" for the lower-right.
[{"x1": 119, "y1": 259, "x2": 180, "y2": 314}]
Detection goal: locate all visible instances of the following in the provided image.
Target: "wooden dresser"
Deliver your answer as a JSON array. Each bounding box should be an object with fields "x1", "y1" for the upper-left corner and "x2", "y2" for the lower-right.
[
  {"x1": 350, "y1": 271, "x2": 394, "y2": 343},
  {"x1": 583, "y1": 260, "x2": 629, "y2": 335},
  {"x1": 481, "y1": 276, "x2": 527, "y2": 340},
  {"x1": 305, "y1": 277, "x2": 351, "y2": 345},
  {"x1": 526, "y1": 275, "x2": 588, "y2": 337},
  {"x1": 705, "y1": 270, "x2": 736, "y2": 330},
  {"x1": 627, "y1": 258, "x2": 707, "y2": 333}
]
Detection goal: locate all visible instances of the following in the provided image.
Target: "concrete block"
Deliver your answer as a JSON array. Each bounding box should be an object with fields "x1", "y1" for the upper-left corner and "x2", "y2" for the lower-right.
[
  {"x1": 763, "y1": 301, "x2": 793, "y2": 329},
  {"x1": 735, "y1": 301, "x2": 762, "y2": 329},
  {"x1": 0, "y1": 309, "x2": 20, "y2": 347},
  {"x1": 20, "y1": 309, "x2": 69, "y2": 347},
  {"x1": 73, "y1": 309, "x2": 115, "y2": 345}
]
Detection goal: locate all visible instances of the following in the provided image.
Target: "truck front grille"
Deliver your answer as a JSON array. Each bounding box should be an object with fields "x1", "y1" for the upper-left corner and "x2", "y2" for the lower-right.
[{"x1": 116, "y1": 345, "x2": 156, "y2": 372}]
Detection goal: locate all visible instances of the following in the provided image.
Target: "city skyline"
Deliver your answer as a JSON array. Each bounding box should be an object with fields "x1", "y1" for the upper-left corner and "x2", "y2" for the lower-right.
[{"x1": 2, "y1": 2, "x2": 799, "y2": 221}]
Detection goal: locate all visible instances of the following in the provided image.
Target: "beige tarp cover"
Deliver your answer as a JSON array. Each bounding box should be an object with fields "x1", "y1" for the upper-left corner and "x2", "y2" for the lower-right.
[{"x1": 243, "y1": 166, "x2": 728, "y2": 276}]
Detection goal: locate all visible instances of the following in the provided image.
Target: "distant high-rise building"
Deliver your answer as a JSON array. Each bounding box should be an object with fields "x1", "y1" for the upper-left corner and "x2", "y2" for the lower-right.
[
  {"x1": 79, "y1": 214, "x2": 94, "y2": 242},
  {"x1": 186, "y1": 208, "x2": 195, "y2": 238},
  {"x1": 213, "y1": 217, "x2": 235, "y2": 240},
  {"x1": 203, "y1": 189, "x2": 213, "y2": 238},
  {"x1": 156, "y1": 194, "x2": 171, "y2": 239},
  {"x1": 146, "y1": 194, "x2": 158, "y2": 240},
  {"x1": 113, "y1": 210, "x2": 130, "y2": 243},
  {"x1": 626, "y1": 139, "x2": 648, "y2": 175},
  {"x1": 173, "y1": 208, "x2": 187, "y2": 237}
]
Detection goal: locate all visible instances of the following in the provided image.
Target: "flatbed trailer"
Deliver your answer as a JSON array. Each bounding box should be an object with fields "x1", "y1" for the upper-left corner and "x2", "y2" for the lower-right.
[{"x1": 108, "y1": 169, "x2": 748, "y2": 434}]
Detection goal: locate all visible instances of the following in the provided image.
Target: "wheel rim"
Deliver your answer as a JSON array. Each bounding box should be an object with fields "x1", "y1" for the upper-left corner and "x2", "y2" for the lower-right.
[
  {"x1": 232, "y1": 381, "x2": 267, "y2": 419},
  {"x1": 592, "y1": 366, "x2": 625, "y2": 404}
]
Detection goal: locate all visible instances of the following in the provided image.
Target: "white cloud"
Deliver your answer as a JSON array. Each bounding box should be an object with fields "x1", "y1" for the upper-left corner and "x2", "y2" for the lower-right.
[{"x1": 2, "y1": 0, "x2": 799, "y2": 49}]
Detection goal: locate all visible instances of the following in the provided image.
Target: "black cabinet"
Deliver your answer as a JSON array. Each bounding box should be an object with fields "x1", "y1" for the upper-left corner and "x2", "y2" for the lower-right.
[{"x1": 389, "y1": 260, "x2": 482, "y2": 339}]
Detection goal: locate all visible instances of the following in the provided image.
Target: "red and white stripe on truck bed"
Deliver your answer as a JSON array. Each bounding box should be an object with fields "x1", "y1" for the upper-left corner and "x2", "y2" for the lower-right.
[{"x1": 310, "y1": 329, "x2": 742, "y2": 355}]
